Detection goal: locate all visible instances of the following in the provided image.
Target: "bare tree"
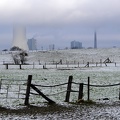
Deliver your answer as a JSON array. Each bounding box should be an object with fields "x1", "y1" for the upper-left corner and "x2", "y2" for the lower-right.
[
  {"x1": 12, "y1": 51, "x2": 28, "y2": 65},
  {"x1": 12, "y1": 54, "x2": 20, "y2": 64},
  {"x1": 10, "y1": 46, "x2": 22, "y2": 51},
  {"x1": 19, "y1": 51, "x2": 28, "y2": 64}
]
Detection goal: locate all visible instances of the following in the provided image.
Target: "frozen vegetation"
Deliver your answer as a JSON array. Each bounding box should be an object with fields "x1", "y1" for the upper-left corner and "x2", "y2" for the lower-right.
[{"x1": 0, "y1": 48, "x2": 120, "y2": 119}]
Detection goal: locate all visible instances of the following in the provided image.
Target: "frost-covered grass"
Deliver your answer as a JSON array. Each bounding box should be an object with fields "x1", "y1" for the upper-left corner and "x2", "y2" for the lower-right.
[
  {"x1": 0, "y1": 48, "x2": 120, "y2": 119},
  {"x1": 0, "y1": 67, "x2": 120, "y2": 103}
]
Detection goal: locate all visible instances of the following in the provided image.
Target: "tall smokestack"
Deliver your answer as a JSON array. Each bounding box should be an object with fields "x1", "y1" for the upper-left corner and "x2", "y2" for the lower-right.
[
  {"x1": 94, "y1": 31, "x2": 97, "y2": 49},
  {"x1": 12, "y1": 26, "x2": 28, "y2": 50}
]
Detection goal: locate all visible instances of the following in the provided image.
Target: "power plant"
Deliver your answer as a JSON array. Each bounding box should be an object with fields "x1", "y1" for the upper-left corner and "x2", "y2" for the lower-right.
[{"x1": 12, "y1": 26, "x2": 28, "y2": 51}]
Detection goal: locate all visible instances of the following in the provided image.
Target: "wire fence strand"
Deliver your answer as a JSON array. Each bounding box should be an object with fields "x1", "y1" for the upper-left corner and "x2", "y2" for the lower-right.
[{"x1": 31, "y1": 82, "x2": 68, "y2": 87}]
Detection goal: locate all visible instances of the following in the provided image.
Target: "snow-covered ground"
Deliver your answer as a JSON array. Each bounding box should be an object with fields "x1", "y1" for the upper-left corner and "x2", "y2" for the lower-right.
[{"x1": 0, "y1": 48, "x2": 120, "y2": 119}]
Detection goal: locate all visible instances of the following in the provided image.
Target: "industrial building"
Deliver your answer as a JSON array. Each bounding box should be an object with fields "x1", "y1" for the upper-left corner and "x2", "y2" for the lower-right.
[
  {"x1": 49, "y1": 44, "x2": 55, "y2": 50},
  {"x1": 27, "y1": 38, "x2": 37, "y2": 50},
  {"x1": 71, "y1": 40, "x2": 82, "y2": 49}
]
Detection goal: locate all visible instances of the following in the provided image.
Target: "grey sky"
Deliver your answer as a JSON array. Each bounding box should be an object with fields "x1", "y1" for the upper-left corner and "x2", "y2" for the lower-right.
[{"x1": 0, "y1": 0, "x2": 120, "y2": 50}]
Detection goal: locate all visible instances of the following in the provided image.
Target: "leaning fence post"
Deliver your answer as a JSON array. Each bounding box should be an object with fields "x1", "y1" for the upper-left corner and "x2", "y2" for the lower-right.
[
  {"x1": 78, "y1": 83, "x2": 83, "y2": 100},
  {"x1": 24, "y1": 75, "x2": 32, "y2": 105},
  {"x1": 88, "y1": 77, "x2": 90, "y2": 101},
  {"x1": 65, "y1": 76, "x2": 73, "y2": 102}
]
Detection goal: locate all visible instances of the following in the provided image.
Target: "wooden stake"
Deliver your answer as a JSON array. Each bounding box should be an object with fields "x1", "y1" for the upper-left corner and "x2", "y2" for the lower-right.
[
  {"x1": 6, "y1": 64, "x2": 8, "y2": 69},
  {"x1": 24, "y1": 75, "x2": 32, "y2": 105},
  {"x1": 119, "y1": 85, "x2": 120, "y2": 100},
  {"x1": 20, "y1": 64, "x2": 22, "y2": 69},
  {"x1": 78, "y1": 83, "x2": 83, "y2": 100},
  {"x1": 88, "y1": 77, "x2": 90, "y2": 101},
  {"x1": 65, "y1": 76, "x2": 73, "y2": 102},
  {"x1": 78, "y1": 62, "x2": 79, "y2": 68}
]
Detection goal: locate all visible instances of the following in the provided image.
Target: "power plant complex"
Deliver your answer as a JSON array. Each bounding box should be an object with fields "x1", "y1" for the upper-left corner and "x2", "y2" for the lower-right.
[{"x1": 12, "y1": 26, "x2": 97, "y2": 50}]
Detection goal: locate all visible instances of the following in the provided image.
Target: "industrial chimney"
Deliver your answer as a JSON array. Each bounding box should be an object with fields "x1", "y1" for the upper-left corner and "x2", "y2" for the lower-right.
[{"x1": 94, "y1": 31, "x2": 97, "y2": 49}]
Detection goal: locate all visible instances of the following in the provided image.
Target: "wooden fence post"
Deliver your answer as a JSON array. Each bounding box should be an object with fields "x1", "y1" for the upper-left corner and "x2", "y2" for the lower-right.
[
  {"x1": 33, "y1": 62, "x2": 35, "y2": 69},
  {"x1": 65, "y1": 76, "x2": 73, "y2": 102},
  {"x1": 6, "y1": 64, "x2": 8, "y2": 69},
  {"x1": 83, "y1": 60, "x2": 84, "y2": 64},
  {"x1": 119, "y1": 90, "x2": 120, "y2": 100},
  {"x1": 119, "y1": 85, "x2": 120, "y2": 100},
  {"x1": 24, "y1": 75, "x2": 32, "y2": 105},
  {"x1": 88, "y1": 77, "x2": 90, "y2": 101},
  {"x1": 20, "y1": 64, "x2": 22, "y2": 69},
  {"x1": 78, "y1": 83, "x2": 83, "y2": 100},
  {"x1": 45, "y1": 63, "x2": 46, "y2": 68},
  {"x1": 96, "y1": 62, "x2": 98, "y2": 67},
  {"x1": 38, "y1": 60, "x2": 40, "y2": 65},
  {"x1": 67, "y1": 61, "x2": 69, "y2": 68},
  {"x1": 92, "y1": 59, "x2": 94, "y2": 64},
  {"x1": 88, "y1": 62, "x2": 89, "y2": 67},
  {"x1": 56, "y1": 62, "x2": 57, "y2": 69},
  {"x1": 100, "y1": 59, "x2": 102, "y2": 66},
  {"x1": 78, "y1": 62, "x2": 79, "y2": 68}
]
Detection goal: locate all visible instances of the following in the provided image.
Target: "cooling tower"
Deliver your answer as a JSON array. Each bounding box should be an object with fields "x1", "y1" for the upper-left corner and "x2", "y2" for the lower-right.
[{"x1": 12, "y1": 26, "x2": 28, "y2": 51}]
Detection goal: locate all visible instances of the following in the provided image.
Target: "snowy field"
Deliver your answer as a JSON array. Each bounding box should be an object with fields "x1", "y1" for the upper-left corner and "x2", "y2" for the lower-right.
[{"x1": 0, "y1": 48, "x2": 120, "y2": 119}]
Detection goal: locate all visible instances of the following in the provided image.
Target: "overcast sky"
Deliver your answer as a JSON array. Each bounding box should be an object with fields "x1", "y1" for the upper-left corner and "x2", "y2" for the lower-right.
[{"x1": 0, "y1": 0, "x2": 120, "y2": 50}]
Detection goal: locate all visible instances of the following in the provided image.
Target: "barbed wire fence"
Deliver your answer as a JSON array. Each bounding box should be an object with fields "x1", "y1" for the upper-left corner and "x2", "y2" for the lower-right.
[
  {"x1": 24, "y1": 75, "x2": 120, "y2": 105},
  {"x1": 0, "y1": 75, "x2": 120, "y2": 106}
]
